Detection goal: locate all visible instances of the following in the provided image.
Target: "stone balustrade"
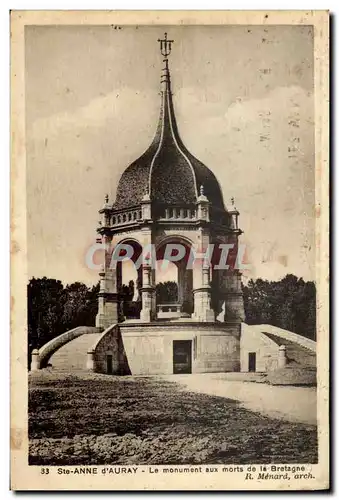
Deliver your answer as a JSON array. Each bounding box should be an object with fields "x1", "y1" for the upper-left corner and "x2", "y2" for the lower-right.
[
  {"x1": 158, "y1": 207, "x2": 196, "y2": 221},
  {"x1": 105, "y1": 207, "x2": 198, "y2": 227},
  {"x1": 157, "y1": 303, "x2": 182, "y2": 319},
  {"x1": 109, "y1": 209, "x2": 142, "y2": 227}
]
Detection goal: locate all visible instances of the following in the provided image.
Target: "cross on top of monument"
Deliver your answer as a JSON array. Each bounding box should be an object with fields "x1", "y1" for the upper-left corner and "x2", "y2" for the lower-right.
[{"x1": 157, "y1": 32, "x2": 174, "y2": 58}]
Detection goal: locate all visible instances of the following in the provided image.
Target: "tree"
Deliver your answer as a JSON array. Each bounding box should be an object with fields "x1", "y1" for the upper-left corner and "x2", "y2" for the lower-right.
[
  {"x1": 27, "y1": 278, "x2": 100, "y2": 368},
  {"x1": 156, "y1": 281, "x2": 178, "y2": 303},
  {"x1": 242, "y1": 274, "x2": 316, "y2": 340},
  {"x1": 28, "y1": 277, "x2": 65, "y2": 350}
]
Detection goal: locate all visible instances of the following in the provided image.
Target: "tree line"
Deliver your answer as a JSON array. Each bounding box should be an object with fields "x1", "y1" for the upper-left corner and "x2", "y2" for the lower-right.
[{"x1": 242, "y1": 274, "x2": 316, "y2": 340}]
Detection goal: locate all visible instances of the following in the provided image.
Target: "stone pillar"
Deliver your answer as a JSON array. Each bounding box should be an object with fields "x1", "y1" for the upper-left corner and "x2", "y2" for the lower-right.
[
  {"x1": 192, "y1": 227, "x2": 214, "y2": 322},
  {"x1": 223, "y1": 270, "x2": 245, "y2": 323},
  {"x1": 86, "y1": 349, "x2": 95, "y2": 371},
  {"x1": 278, "y1": 345, "x2": 287, "y2": 368},
  {"x1": 183, "y1": 268, "x2": 193, "y2": 314},
  {"x1": 140, "y1": 264, "x2": 155, "y2": 322},
  {"x1": 141, "y1": 192, "x2": 152, "y2": 221},
  {"x1": 96, "y1": 235, "x2": 119, "y2": 329},
  {"x1": 30, "y1": 349, "x2": 40, "y2": 371},
  {"x1": 177, "y1": 262, "x2": 185, "y2": 305},
  {"x1": 139, "y1": 227, "x2": 156, "y2": 322},
  {"x1": 192, "y1": 264, "x2": 215, "y2": 322},
  {"x1": 151, "y1": 268, "x2": 157, "y2": 317},
  {"x1": 196, "y1": 186, "x2": 210, "y2": 222}
]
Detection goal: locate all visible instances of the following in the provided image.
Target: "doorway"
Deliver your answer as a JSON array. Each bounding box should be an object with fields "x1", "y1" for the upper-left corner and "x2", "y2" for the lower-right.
[
  {"x1": 173, "y1": 340, "x2": 192, "y2": 374},
  {"x1": 106, "y1": 354, "x2": 113, "y2": 374},
  {"x1": 248, "y1": 352, "x2": 256, "y2": 372}
]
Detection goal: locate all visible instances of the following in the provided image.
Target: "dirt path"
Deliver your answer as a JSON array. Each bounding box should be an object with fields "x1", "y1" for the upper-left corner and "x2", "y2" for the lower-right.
[{"x1": 164, "y1": 373, "x2": 317, "y2": 426}]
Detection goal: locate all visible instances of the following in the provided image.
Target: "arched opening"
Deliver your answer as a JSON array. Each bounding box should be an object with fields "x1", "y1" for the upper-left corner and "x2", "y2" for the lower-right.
[
  {"x1": 156, "y1": 260, "x2": 179, "y2": 305},
  {"x1": 115, "y1": 239, "x2": 142, "y2": 320},
  {"x1": 155, "y1": 239, "x2": 193, "y2": 319}
]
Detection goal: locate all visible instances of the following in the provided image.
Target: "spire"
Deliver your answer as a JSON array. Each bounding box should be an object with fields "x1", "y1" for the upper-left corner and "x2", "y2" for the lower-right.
[
  {"x1": 148, "y1": 33, "x2": 198, "y2": 198},
  {"x1": 113, "y1": 32, "x2": 226, "y2": 211},
  {"x1": 158, "y1": 32, "x2": 174, "y2": 92}
]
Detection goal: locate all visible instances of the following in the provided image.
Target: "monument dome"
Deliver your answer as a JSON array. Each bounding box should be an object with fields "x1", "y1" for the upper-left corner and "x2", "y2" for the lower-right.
[{"x1": 113, "y1": 45, "x2": 225, "y2": 212}]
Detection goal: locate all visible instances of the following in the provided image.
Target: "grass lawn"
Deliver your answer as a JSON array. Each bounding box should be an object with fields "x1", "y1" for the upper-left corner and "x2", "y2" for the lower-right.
[{"x1": 29, "y1": 370, "x2": 317, "y2": 465}]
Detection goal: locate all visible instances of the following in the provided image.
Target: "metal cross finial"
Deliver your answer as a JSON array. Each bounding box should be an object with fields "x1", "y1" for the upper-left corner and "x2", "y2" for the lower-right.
[
  {"x1": 157, "y1": 32, "x2": 174, "y2": 58},
  {"x1": 105, "y1": 194, "x2": 109, "y2": 204},
  {"x1": 231, "y1": 196, "x2": 235, "y2": 206}
]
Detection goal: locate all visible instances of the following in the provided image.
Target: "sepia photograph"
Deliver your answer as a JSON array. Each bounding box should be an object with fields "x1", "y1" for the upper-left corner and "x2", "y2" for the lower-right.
[{"x1": 10, "y1": 10, "x2": 329, "y2": 491}]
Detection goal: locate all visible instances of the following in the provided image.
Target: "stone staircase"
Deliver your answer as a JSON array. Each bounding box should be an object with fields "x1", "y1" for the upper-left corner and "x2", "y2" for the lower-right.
[
  {"x1": 263, "y1": 332, "x2": 316, "y2": 367},
  {"x1": 49, "y1": 333, "x2": 103, "y2": 371}
]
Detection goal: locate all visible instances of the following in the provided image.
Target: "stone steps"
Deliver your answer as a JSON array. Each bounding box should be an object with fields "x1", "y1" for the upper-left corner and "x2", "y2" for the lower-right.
[
  {"x1": 263, "y1": 332, "x2": 316, "y2": 367},
  {"x1": 49, "y1": 333, "x2": 102, "y2": 371}
]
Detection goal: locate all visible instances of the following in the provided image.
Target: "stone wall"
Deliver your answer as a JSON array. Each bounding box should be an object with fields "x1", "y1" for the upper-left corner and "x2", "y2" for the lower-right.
[
  {"x1": 91, "y1": 324, "x2": 130, "y2": 374},
  {"x1": 240, "y1": 323, "x2": 280, "y2": 372},
  {"x1": 118, "y1": 322, "x2": 241, "y2": 375}
]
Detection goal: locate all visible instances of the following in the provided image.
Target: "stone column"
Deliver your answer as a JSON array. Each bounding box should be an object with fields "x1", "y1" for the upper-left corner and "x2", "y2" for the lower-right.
[
  {"x1": 192, "y1": 264, "x2": 215, "y2": 322},
  {"x1": 177, "y1": 262, "x2": 185, "y2": 305},
  {"x1": 30, "y1": 349, "x2": 40, "y2": 371},
  {"x1": 151, "y1": 268, "x2": 157, "y2": 317},
  {"x1": 141, "y1": 193, "x2": 152, "y2": 221},
  {"x1": 86, "y1": 349, "x2": 95, "y2": 371},
  {"x1": 140, "y1": 264, "x2": 155, "y2": 322},
  {"x1": 278, "y1": 345, "x2": 287, "y2": 368},
  {"x1": 223, "y1": 271, "x2": 245, "y2": 323},
  {"x1": 96, "y1": 235, "x2": 119, "y2": 329},
  {"x1": 139, "y1": 227, "x2": 156, "y2": 321},
  {"x1": 192, "y1": 227, "x2": 214, "y2": 322}
]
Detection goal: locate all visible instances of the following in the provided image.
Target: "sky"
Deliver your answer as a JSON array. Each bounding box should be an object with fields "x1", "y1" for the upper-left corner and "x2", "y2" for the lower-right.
[{"x1": 25, "y1": 24, "x2": 315, "y2": 285}]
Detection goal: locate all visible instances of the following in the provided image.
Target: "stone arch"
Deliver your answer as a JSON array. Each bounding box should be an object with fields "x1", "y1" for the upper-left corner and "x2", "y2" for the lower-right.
[
  {"x1": 113, "y1": 237, "x2": 143, "y2": 320},
  {"x1": 155, "y1": 235, "x2": 194, "y2": 316},
  {"x1": 155, "y1": 234, "x2": 195, "y2": 251}
]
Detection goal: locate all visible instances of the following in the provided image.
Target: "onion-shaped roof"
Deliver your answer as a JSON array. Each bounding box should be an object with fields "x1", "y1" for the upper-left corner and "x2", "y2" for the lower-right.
[{"x1": 113, "y1": 55, "x2": 225, "y2": 211}]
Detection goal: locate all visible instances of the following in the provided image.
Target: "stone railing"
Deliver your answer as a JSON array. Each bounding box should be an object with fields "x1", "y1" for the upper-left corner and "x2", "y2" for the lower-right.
[
  {"x1": 251, "y1": 324, "x2": 316, "y2": 352},
  {"x1": 110, "y1": 209, "x2": 142, "y2": 227},
  {"x1": 158, "y1": 207, "x2": 196, "y2": 221},
  {"x1": 157, "y1": 303, "x2": 182, "y2": 319},
  {"x1": 31, "y1": 326, "x2": 101, "y2": 370}
]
